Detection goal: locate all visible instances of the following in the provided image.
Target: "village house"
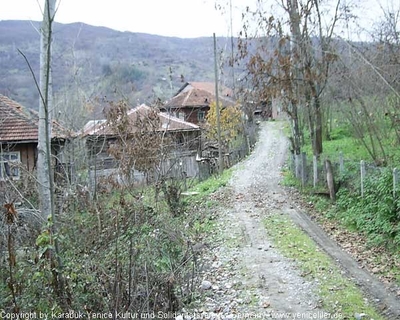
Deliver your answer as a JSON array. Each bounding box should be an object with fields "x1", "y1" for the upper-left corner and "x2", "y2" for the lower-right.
[
  {"x1": 0, "y1": 94, "x2": 68, "y2": 180},
  {"x1": 81, "y1": 104, "x2": 201, "y2": 181},
  {"x1": 161, "y1": 81, "x2": 236, "y2": 124}
]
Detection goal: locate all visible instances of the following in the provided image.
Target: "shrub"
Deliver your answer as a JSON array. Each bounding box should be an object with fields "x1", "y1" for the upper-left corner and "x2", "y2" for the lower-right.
[{"x1": 336, "y1": 168, "x2": 400, "y2": 249}]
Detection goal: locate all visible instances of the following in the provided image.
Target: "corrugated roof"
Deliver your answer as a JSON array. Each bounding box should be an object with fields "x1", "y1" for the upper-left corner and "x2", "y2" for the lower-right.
[
  {"x1": 82, "y1": 104, "x2": 200, "y2": 137},
  {"x1": 0, "y1": 94, "x2": 68, "y2": 142},
  {"x1": 164, "y1": 81, "x2": 235, "y2": 109}
]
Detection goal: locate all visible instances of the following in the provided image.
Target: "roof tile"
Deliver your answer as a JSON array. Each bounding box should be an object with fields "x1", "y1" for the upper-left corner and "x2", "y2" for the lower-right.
[
  {"x1": 165, "y1": 81, "x2": 235, "y2": 108},
  {"x1": 0, "y1": 94, "x2": 67, "y2": 142}
]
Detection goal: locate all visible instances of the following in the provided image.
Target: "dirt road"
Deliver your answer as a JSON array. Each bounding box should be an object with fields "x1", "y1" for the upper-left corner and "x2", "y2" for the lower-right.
[{"x1": 189, "y1": 121, "x2": 400, "y2": 319}]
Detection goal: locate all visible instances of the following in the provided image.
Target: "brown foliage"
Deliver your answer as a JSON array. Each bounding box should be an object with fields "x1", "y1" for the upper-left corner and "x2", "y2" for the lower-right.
[
  {"x1": 105, "y1": 100, "x2": 170, "y2": 181},
  {"x1": 4, "y1": 202, "x2": 17, "y2": 224},
  {"x1": 236, "y1": 0, "x2": 341, "y2": 156}
]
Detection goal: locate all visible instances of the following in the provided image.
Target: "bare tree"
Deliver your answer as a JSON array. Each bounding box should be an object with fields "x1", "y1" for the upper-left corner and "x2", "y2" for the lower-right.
[
  {"x1": 325, "y1": 0, "x2": 400, "y2": 164},
  {"x1": 38, "y1": 0, "x2": 68, "y2": 305},
  {"x1": 237, "y1": 0, "x2": 343, "y2": 158},
  {"x1": 38, "y1": 0, "x2": 56, "y2": 219}
]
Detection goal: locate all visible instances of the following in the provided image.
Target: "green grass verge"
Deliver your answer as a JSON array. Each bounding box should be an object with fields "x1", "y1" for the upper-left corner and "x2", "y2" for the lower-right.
[
  {"x1": 263, "y1": 214, "x2": 385, "y2": 320},
  {"x1": 178, "y1": 167, "x2": 236, "y2": 235},
  {"x1": 280, "y1": 167, "x2": 301, "y2": 188},
  {"x1": 282, "y1": 164, "x2": 400, "y2": 285},
  {"x1": 186, "y1": 168, "x2": 234, "y2": 199},
  {"x1": 301, "y1": 125, "x2": 400, "y2": 165},
  {"x1": 302, "y1": 135, "x2": 371, "y2": 161}
]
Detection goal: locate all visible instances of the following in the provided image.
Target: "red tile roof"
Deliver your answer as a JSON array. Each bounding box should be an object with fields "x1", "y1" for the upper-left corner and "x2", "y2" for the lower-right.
[
  {"x1": 82, "y1": 104, "x2": 200, "y2": 137},
  {"x1": 0, "y1": 94, "x2": 67, "y2": 143},
  {"x1": 164, "y1": 82, "x2": 236, "y2": 109},
  {"x1": 189, "y1": 82, "x2": 233, "y2": 97}
]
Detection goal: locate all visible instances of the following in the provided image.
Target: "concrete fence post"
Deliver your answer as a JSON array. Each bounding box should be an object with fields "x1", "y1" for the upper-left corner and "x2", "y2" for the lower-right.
[
  {"x1": 325, "y1": 159, "x2": 336, "y2": 202},
  {"x1": 291, "y1": 153, "x2": 295, "y2": 175},
  {"x1": 393, "y1": 168, "x2": 398, "y2": 199},
  {"x1": 313, "y1": 155, "x2": 318, "y2": 188},
  {"x1": 360, "y1": 160, "x2": 366, "y2": 198},
  {"x1": 301, "y1": 152, "x2": 307, "y2": 188},
  {"x1": 295, "y1": 153, "x2": 301, "y2": 178}
]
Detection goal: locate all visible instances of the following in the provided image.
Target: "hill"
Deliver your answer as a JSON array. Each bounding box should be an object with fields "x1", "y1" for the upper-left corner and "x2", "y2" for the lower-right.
[{"x1": 0, "y1": 20, "x2": 235, "y2": 121}]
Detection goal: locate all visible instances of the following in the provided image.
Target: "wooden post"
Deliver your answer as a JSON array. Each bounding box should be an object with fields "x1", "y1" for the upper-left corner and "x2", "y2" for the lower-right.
[
  {"x1": 301, "y1": 152, "x2": 307, "y2": 187},
  {"x1": 313, "y1": 155, "x2": 318, "y2": 188},
  {"x1": 360, "y1": 160, "x2": 366, "y2": 197},
  {"x1": 325, "y1": 159, "x2": 336, "y2": 202}
]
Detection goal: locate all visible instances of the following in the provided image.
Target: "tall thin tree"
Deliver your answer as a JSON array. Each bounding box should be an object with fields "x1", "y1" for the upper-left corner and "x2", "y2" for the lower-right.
[
  {"x1": 38, "y1": 0, "x2": 56, "y2": 219},
  {"x1": 38, "y1": 0, "x2": 68, "y2": 305}
]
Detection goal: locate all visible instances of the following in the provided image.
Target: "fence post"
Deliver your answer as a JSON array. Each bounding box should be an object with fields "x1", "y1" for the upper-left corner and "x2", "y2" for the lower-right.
[
  {"x1": 339, "y1": 151, "x2": 344, "y2": 175},
  {"x1": 290, "y1": 154, "x2": 295, "y2": 176},
  {"x1": 301, "y1": 152, "x2": 307, "y2": 187},
  {"x1": 313, "y1": 155, "x2": 318, "y2": 188},
  {"x1": 393, "y1": 168, "x2": 398, "y2": 199},
  {"x1": 360, "y1": 160, "x2": 365, "y2": 197},
  {"x1": 325, "y1": 159, "x2": 336, "y2": 202},
  {"x1": 295, "y1": 153, "x2": 301, "y2": 178}
]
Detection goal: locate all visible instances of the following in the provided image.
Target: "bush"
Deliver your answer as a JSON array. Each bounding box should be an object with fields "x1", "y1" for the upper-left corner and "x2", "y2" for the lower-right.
[
  {"x1": 336, "y1": 168, "x2": 400, "y2": 249},
  {"x1": 0, "y1": 168, "x2": 233, "y2": 312},
  {"x1": 328, "y1": 125, "x2": 352, "y2": 141}
]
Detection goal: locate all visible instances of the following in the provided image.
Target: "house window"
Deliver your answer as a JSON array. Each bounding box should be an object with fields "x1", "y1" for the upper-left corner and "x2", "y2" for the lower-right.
[
  {"x1": 197, "y1": 110, "x2": 206, "y2": 122},
  {"x1": 0, "y1": 151, "x2": 20, "y2": 180},
  {"x1": 175, "y1": 112, "x2": 185, "y2": 120},
  {"x1": 178, "y1": 112, "x2": 185, "y2": 120}
]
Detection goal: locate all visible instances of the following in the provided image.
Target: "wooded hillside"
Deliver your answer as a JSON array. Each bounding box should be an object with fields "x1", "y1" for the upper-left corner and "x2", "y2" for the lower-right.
[{"x1": 0, "y1": 20, "x2": 231, "y2": 115}]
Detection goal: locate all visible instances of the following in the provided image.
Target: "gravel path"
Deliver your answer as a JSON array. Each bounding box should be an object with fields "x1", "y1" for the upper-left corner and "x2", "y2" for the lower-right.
[{"x1": 182, "y1": 121, "x2": 400, "y2": 319}]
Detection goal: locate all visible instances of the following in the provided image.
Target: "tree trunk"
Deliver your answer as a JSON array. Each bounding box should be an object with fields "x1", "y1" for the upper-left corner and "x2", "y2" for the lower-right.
[
  {"x1": 306, "y1": 95, "x2": 315, "y2": 156},
  {"x1": 292, "y1": 114, "x2": 301, "y2": 155},
  {"x1": 314, "y1": 94, "x2": 323, "y2": 156},
  {"x1": 38, "y1": 0, "x2": 68, "y2": 306},
  {"x1": 289, "y1": 0, "x2": 303, "y2": 156},
  {"x1": 38, "y1": 0, "x2": 56, "y2": 219}
]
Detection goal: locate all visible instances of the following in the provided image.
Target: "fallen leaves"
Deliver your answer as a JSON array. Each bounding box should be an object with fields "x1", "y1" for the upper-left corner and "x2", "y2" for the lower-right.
[{"x1": 286, "y1": 187, "x2": 400, "y2": 291}]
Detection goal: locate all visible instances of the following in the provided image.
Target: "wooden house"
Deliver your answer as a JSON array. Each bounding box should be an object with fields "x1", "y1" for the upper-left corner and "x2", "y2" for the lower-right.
[
  {"x1": 161, "y1": 82, "x2": 236, "y2": 124},
  {"x1": 0, "y1": 94, "x2": 68, "y2": 180},
  {"x1": 81, "y1": 104, "x2": 201, "y2": 180}
]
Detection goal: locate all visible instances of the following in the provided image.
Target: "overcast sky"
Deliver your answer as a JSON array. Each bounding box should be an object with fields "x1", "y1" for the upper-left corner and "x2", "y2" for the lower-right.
[
  {"x1": 0, "y1": 0, "x2": 255, "y2": 38},
  {"x1": 0, "y1": 0, "x2": 394, "y2": 39}
]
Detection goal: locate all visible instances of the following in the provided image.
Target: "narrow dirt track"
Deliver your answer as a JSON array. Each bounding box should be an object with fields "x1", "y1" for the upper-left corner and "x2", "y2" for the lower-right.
[
  {"x1": 228, "y1": 121, "x2": 325, "y2": 315},
  {"x1": 193, "y1": 121, "x2": 400, "y2": 319}
]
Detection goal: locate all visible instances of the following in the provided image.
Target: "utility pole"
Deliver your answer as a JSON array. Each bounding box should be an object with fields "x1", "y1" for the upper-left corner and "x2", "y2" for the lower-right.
[
  {"x1": 229, "y1": 0, "x2": 235, "y2": 98},
  {"x1": 213, "y1": 33, "x2": 224, "y2": 174}
]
